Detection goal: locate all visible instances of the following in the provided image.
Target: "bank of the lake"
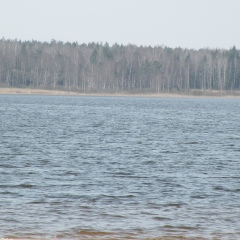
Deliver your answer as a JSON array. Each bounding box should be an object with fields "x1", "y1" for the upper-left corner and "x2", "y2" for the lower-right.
[{"x1": 1, "y1": 87, "x2": 240, "y2": 98}]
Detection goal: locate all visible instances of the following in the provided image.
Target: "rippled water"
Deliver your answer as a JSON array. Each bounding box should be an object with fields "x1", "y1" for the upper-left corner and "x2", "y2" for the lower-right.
[{"x1": 1, "y1": 94, "x2": 240, "y2": 239}]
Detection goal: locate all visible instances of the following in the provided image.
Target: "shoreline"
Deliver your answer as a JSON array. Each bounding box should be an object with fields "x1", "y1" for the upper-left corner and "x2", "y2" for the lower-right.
[{"x1": 1, "y1": 87, "x2": 240, "y2": 98}]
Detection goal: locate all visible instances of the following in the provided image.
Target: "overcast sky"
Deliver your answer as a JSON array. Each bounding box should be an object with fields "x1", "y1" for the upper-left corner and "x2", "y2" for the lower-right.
[{"x1": 1, "y1": 0, "x2": 239, "y2": 49}]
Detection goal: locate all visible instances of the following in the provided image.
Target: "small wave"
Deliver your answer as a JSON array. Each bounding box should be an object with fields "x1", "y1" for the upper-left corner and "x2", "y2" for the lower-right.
[
  {"x1": 162, "y1": 203, "x2": 186, "y2": 208},
  {"x1": 114, "y1": 171, "x2": 134, "y2": 176},
  {"x1": 142, "y1": 160, "x2": 156, "y2": 164},
  {"x1": 64, "y1": 171, "x2": 79, "y2": 176},
  {"x1": 153, "y1": 216, "x2": 172, "y2": 221},
  {"x1": 191, "y1": 195, "x2": 207, "y2": 199},
  {"x1": 163, "y1": 225, "x2": 198, "y2": 230},
  {"x1": 213, "y1": 186, "x2": 240, "y2": 192},
  {"x1": 101, "y1": 213, "x2": 125, "y2": 219},
  {"x1": 0, "y1": 184, "x2": 35, "y2": 189},
  {"x1": 17, "y1": 184, "x2": 35, "y2": 188},
  {"x1": 161, "y1": 150, "x2": 179, "y2": 154},
  {"x1": 77, "y1": 229, "x2": 116, "y2": 237},
  {"x1": 28, "y1": 201, "x2": 46, "y2": 204},
  {"x1": 0, "y1": 164, "x2": 19, "y2": 168},
  {"x1": 184, "y1": 141, "x2": 199, "y2": 145}
]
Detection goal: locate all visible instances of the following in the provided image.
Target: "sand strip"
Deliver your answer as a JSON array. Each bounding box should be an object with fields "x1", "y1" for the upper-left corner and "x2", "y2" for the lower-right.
[{"x1": 1, "y1": 87, "x2": 240, "y2": 98}]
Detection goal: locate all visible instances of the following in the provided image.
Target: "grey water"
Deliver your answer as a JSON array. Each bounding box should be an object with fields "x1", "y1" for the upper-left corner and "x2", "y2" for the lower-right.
[{"x1": 1, "y1": 94, "x2": 240, "y2": 239}]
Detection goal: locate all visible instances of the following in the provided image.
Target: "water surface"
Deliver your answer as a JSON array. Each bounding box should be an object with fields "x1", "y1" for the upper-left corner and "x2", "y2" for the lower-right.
[{"x1": 1, "y1": 95, "x2": 240, "y2": 239}]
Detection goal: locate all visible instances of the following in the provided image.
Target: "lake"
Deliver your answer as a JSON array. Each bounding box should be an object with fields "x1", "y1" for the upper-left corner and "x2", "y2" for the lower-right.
[{"x1": 1, "y1": 94, "x2": 240, "y2": 239}]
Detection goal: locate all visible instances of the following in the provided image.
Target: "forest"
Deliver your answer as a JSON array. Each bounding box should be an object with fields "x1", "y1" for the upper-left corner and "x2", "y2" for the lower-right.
[{"x1": 0, "y1": 38, "x2": 240, "y2": 93}]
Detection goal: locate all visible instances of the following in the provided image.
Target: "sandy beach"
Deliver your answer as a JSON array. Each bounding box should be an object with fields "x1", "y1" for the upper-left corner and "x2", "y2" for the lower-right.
[
  {"x1": 0, "y1": 88, "x2": 81, "y2": 96},
  {"x1": 1, "y1": 87, "x2": 240, "y2": 98}
]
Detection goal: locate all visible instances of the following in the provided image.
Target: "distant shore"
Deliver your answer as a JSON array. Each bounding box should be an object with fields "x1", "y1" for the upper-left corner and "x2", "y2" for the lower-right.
[{"x1": 1, "y1": 87, "x2": 240, "y2": 98}]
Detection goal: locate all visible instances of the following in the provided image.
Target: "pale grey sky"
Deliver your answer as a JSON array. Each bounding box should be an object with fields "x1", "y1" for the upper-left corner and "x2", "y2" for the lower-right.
[{"x1": 0, "y1": 0, "x2": 239, "y2": 49}]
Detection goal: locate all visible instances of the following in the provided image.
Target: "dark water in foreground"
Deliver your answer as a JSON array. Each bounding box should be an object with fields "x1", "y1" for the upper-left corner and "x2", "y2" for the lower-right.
[{"x1": 1, "y1": 95, "x2": 240, "y2": 240}]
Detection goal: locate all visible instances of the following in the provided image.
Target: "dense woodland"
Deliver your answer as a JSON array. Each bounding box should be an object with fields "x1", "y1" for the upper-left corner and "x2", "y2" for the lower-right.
[{"x1": 0, "y1": 38, "x2": 240, "y2": 93}]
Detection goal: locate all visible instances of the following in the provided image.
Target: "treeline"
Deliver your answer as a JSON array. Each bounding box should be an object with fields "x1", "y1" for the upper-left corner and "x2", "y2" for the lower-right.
[{"x1": 0, "y1": 38, "x2": 240, "y2": 93}]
